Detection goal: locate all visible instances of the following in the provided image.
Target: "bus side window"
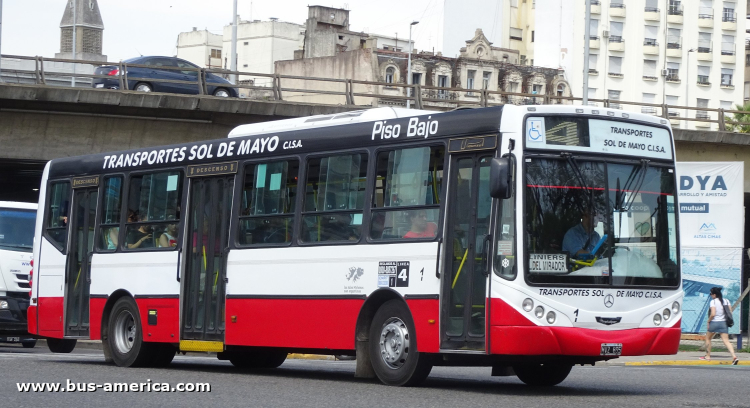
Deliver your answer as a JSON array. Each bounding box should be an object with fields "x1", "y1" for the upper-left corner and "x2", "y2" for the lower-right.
[
  {"x1": 124, "y1": 171, "x2": 182, "y2": 251},
  {"x1": 301, "y1": 153, "x2": 367, "y2": 243},
  {"x1": 46, "y1": 181, "x2": 71, "y2": 250},
  {"x1": 370, "y1": 146, "x2": 444, "y2": 240},
  {"x1": 238, "y1": 160, "x2": 298, "y2": 246},
  {"x1": 98, "y1": 176, "x2": 123, "y2": 251}
]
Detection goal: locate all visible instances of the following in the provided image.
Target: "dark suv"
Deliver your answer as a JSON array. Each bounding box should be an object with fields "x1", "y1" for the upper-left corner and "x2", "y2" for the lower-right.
[{"x1": 93, "y1": 56, "x2": 238, "y2": 97}]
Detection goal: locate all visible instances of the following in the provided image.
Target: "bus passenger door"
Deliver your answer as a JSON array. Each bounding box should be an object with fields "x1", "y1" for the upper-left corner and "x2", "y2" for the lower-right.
[
  {"x1": 65, "y1": 186, "x2": 98, "y2": 338},
  {"x1": 441, "y1": 151, "x2": 493, "y2": 350},
  {"x1": 181, "y1": 174, "x2": 234, "y2": 345}
]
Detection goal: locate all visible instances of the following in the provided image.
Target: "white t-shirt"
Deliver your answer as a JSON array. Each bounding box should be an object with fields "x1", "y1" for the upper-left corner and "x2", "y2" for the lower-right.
[{"x1": 710, "y1": 298, "x2": 730, "y2": 322}]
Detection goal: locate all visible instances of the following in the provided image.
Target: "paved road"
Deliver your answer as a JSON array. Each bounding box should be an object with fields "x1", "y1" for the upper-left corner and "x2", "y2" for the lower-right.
[{"x1": 2, "y1": 343, "x2": 749, "y2": 408}]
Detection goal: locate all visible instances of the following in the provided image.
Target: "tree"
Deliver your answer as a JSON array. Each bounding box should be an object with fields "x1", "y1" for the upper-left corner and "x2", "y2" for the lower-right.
[{"x1": 724, "y1": 103, "x2": 750, "y2": 133}]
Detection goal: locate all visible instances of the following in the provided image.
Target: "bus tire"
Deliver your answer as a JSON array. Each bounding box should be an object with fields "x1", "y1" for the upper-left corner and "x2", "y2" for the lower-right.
[
  {"x1": 149, "y1": 344, "x2": 177, "y2": 367},
  {"x1": 229, "y1": 350, "x2": 287, "y2": 369},
  {"x1": 47, "y1": 338, "x2": 76, "y2": 353},
  {"x1": 513, "y1": 362, "x2": 573, "y2": 386},
  {"x1": 369, "y1": 300, "x2": 432, "y2": 386},
  {"x1": 21, "y1": 339, "x2": 37, "y2": 348},
  {"x1": 107, "y1": 296, "x2": 152, "y2": 367}
]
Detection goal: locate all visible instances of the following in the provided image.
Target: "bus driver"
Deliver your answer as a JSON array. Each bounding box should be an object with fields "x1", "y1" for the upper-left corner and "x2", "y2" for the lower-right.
[{"x1": 562, "y1": 208, "x2": 600, "y2": 258}]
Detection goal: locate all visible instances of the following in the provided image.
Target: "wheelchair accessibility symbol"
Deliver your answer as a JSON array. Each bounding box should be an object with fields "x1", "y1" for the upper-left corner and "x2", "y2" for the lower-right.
[{"x1": 527, "y1": 118, "x2": 545, "y2": 143}]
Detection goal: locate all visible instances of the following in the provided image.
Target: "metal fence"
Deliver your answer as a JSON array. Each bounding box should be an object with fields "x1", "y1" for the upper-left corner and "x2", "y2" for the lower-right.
[{"x1": 2, "y1": 54, "x2": 750, "y2": 130}]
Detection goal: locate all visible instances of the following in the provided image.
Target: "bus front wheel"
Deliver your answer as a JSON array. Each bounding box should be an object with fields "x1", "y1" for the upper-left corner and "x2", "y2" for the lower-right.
[
  {"x1": 47, "y1": 338, "x2": 76, "y2": 353},
  {"x1": 368, "y1": 300, "x2": 432, "y2": 386},
  {"x1": 107, "y1": 296, "x2": 152, "y2": 367},
  {"x1": 513, "y1": 362, "x2": 573, "y2": 386}
]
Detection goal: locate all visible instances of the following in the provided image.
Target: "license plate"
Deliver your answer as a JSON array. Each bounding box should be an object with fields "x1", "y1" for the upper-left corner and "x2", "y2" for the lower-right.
[
  {"x1": 95, "y1": 84, "x2": 104, "y2": 88},
  {"x1": 601, "y1": 343, "x2": 622, "y2": 356},
  {"x1": 3, "y1": 337, "x2": 21, "y2": 342}
]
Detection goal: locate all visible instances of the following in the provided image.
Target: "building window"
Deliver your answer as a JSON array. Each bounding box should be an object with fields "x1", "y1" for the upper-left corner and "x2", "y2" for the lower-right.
[
  {"x1": 211, "y1": 49, "x2": 222, "y2": 59},
  {"x1": 608, "y1": 56, "x2": 623, "y2": 76},
  {"x1": 667, "y1": 28, "x2": 681, "y2": 49},
  {"x1": 589, "y1": 54, "x2": 599, "y2": 73},
  {"x1": 608, "y1": 90, "x2": 621, "y2": 109},
  {"x1": 666, "y1": 95, "x2": 680, "y2": 118},
  {"x1": 482, "y1": 71, "x2": 491, "y2": 90},
  {"x1": 385, "y1": 67, "x2": 395, "y2": 84},
  {"x1": 642, "y1": 93, "x2": 657, "y2": 114},
  {"x1": 721, "y1": 68, "x2": 733, "y2": 86},
  {"x1": 699, "y1": 0, "x2": 714, "y2": 19},
  {"x1": 668, "y1": 0, "x2": 683, "y2": 15},
  {"x1": 722, "y1": 1, "x2": 736, "y2": 22},
  {"x1": 609, "y1": 22, "x2": 624, "y2": 43},
  {"x1": 645, "y1": 0, "x2": 659, "y2": 11},
  {"x1": 644, "y1": 25, "x2": 659, "y2": 46},
  {"x1": 745, "y1": 82, "x2": 750, "y2": 100},
  {"x1": 698, "y1": 32, "x2": 712, "y2": 53},
  {"x1": 589, "y1": 19, "x2": 599, "y2": 40},
  {"x1": 510, "y1": 27, "x2": 523, "y2": 41},
  {"x1": 587, "y1": 87, "x2": 597, "y2": 106},
  {"x1": 721, "y1": 35, "x2": 735, "y2": 55},
  {"x1": 697, "y1": 65, "x2": 710, "y2": 85},
  {"x1": 643, "y1": 59, "x2": 657, "y2": 78},
  {"x1": 696, "y1": 98, "x2": 710, "y2": 120},
  {"x1": 467, "y1": 70, "x2": 476, "y2": 90},
  {"x1": 746, "y1": 54, "x2": 750, "y2": 66},
  {"x1": 532, "y1": 84, "x2": 543, "y2": 94},
  {"x1": 667, "y1": 62, "x2": 680, "y2": 81},
  {"x1": 438, "y1": 75, "x2": 449, "y2": 98},
  {"x1": 720, "y1": 100, "x2": 733, "y2": 112}
]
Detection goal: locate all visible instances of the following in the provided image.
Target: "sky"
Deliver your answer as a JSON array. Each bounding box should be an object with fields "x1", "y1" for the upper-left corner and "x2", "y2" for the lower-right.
[{"x1": 0, "y1": 0, "x2": 446, "y2": 62}]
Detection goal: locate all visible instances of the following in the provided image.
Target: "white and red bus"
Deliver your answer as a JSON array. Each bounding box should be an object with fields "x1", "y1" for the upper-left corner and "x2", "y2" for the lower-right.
[{"x1": 29, "y1": 105, "x2": 682, "y2": 386}]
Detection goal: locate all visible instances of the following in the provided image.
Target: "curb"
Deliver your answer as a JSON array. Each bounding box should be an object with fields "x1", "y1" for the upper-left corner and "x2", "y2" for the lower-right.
[{"x1": 625, "y1": 360, "x2": 747, "y2": 366}]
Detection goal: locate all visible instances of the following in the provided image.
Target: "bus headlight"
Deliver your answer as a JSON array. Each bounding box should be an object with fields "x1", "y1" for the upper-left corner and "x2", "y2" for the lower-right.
[
  {"x1": 662, "y1": 308, "x2": 671, "y2": 321},
  {"x1": 546, "y1": 311, "x2": 556, "y2": 324},
  {"x1": 522, "y1": 298, "x2": 534, "y2": 312},
  {"x1": 535, "y1": 306, "x2": 545, "y2": 319},
  {"x1": 653, "y1": 313, "x2": 662, "y2": 326},
  {"x1": 0, "y1": 301, "x2": 8, "y2": 309},
  {"x1": 672, "y1": 301, "x2": 680, "y2": 315}
]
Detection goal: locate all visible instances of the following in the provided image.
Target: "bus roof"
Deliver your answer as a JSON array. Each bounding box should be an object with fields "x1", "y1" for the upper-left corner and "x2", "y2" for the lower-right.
[{"x1": 0, "y1": 201, "x2": 37, "y2": 210}]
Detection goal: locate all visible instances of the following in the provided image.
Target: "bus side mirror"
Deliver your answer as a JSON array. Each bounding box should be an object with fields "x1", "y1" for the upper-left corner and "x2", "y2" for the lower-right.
[{"x1": 490, "y1": 157, "x2": 512, "y2": 199}]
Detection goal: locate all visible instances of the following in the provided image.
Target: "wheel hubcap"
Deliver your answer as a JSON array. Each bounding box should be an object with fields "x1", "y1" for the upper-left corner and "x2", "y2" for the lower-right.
[
  {"x1": 379, "y1": 317, "x2": 410, "y2": 369},
  {"x1": 136, "y1": 84, "x2": 151, "y2": 92},
  {"x1": 214, "y1": 90, "x2": 229, "y2": 97},
  {"x1": 113, "y1": 310, "x2": 136, "y2": 354}
]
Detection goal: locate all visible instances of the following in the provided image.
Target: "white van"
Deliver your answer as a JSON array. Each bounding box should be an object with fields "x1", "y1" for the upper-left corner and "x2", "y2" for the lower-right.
[{"x1": 0, "y1": 201, "x2": 37, "y2": 348}]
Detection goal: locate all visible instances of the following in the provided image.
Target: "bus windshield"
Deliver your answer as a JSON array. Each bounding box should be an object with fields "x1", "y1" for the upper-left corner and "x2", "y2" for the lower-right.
[
  {"x1": 0, "y1": 208, "x2": 36, "y2": 252},
  {"x1": 525, "y1": 157, "x2": 679, "y2": 287}
]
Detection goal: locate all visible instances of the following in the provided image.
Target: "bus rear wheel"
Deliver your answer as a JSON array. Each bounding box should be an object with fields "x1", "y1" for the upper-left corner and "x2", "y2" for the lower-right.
[
  {"x1": 107, "y1": 296, "x2": 153, "y2": 367},
  {"x1": 513, "y1": 362, "x2": 573, "y2": 386},
  {"x1": 369, "y1": 300, "x2": 432, "y2": 386},
  {"x1": 47, "y1": 338, "x2": 76, "y2": 353}
]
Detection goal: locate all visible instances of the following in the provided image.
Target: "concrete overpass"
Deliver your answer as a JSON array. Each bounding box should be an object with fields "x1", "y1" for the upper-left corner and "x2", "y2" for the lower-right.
[{"x1": 1, "y1": 83, "x2": 749, "y2": 200}]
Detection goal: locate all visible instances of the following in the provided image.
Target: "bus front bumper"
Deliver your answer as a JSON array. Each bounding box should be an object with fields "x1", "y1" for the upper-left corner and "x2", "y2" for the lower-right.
[
  {"x1": 490, "y1": 325, "x2": 681, "y2": 357},
  {"x1": 0, "y1": 295, "x2": 31, "y2": 336}
]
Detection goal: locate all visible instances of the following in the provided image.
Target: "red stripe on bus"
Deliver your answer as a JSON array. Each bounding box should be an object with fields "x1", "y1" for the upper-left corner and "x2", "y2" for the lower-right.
[
  {"x1": 27, "y1": 305, "x2": 38, "y2": 335},
  {"x1": 37, "y1": 297, "x2": 64, "y2": 337},
  {"x1": 225, "y1": 298, "x2": 364, "y2": 349},
  {"x1": 405, "y1": 298, "x2": 440, "y2": 353},
  {"x1": 89, "y1": 298, "x2": 107, "y2": 341},
  {"x1": 135, "y1": 298, "x2": 180, "y2": 343}
]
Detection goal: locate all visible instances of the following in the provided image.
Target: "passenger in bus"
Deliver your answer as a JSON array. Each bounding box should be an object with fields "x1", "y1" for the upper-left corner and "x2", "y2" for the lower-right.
[
  {"x1": 126, "y1": 211, "x2": 153, "y2": 249},
  {"x1": 159, "y1": 224, "x2": 178, "y2": 248},
  {"x1": 562, "y1": 208, "x2": 600, "y2": 258},
  {"x1": 403, "y1": 210, "x2": 437, "y2": 239},
  {"x1": 105, "y1": 227, "x2": 119, "y2": 250}
]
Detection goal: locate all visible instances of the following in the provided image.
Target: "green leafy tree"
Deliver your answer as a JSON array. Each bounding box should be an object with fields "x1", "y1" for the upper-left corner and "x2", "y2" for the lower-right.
[{"x1": 724, "y1": 103, "x2": 750, "y2": 133}]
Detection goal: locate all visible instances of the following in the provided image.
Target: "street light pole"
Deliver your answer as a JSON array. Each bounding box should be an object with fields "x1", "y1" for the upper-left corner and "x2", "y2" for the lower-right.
[
  {"x1": 684, "y1": 48, "x2": 694, "y2": 129},
  {"x1": 583, "y1": 0, "x2": 591, "y2": 105},
  {"x1": 230, "y1": 0, "x2": 238, "y2": 84},
  {"x1": 406, "y1": 21, "x2": 419, "y2": 109},
  {"x1": 0, "y1": 0, "x2": 4, "y2": 83},
  {"x1": 71, "y1": 0, "x2": 77, "y2": 87}
]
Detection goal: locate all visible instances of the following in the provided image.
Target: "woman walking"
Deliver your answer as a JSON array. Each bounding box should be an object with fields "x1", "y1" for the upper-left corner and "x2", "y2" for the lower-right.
[{"x1": 699, "y1": 287, "x2": 739, "y2": 364}]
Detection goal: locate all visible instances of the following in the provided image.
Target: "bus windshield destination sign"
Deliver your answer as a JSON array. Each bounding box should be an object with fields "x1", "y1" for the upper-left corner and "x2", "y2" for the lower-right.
[
  {"x1": 528, "y1": 254, "x2": 568, "y2": 273},
  {"x1": 525, "y1": 117, "x2": 673, "y2": 160}
]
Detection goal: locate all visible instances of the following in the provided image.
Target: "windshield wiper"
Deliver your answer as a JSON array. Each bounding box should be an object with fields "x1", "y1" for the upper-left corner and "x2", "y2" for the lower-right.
[
  {"x1": 561, "y1": 152, "x2": 593, "y2": 213},
  {"x1": 622, "y1": 159, "x2": 650, "y2": 212}
]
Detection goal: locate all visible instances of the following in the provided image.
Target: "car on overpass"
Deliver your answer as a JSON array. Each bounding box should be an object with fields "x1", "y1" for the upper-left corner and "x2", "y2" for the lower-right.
[{"x1": 93, "y1": 56, "x2": 238, "y2": 98}]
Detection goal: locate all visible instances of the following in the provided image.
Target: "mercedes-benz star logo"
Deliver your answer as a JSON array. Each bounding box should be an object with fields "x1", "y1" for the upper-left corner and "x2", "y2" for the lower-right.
[{"x1": 604, "y1": 294, "x2": 615, "y2": 308}]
